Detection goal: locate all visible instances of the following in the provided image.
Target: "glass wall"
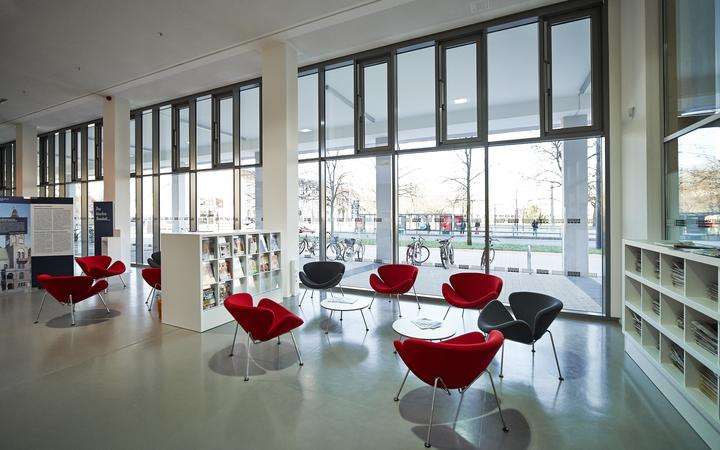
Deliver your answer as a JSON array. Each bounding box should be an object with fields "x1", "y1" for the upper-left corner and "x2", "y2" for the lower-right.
[
  {"x1": 197, "y1": 170, "x2": 233, "y2": 231},
  {"x1": 0, "y1": 141, "x2": 16, "y2": 195},
  {"x1": 298, "y1": 162, "x2": 320, "y2": 261},
  {"x1": 160, "y1": 173, "x2": 190, "y2": 233},
  {"x1": 397, "y1": 46, "x2": 436, "y2": 150}
]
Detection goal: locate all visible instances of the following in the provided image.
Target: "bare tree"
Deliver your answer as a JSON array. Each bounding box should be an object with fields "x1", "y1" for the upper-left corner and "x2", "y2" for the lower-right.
[
  {"x1": 443, "y1": 149, "x2": 482, "y2": 245},
  {"x1": 325, "y1": 160, "x2": 351, "y2": 238}
]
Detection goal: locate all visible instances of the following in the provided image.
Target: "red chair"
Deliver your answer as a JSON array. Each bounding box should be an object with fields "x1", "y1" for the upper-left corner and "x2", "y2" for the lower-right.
[
  {"x1": 394, "y1": 330, "x2": 509, "y2": 447},
  {"x1": 441, "y1": 272, "x2": 503, "y2": 320},
  {"x1": 35, "y1": 274, "x2": 110, "y2": 326},
  {"x1": 369, "y1": 264, "x2": 420, "y2": 316},
  {"x1": 224, "y1": 293, "x2": 304, "y2": 381},
  {"x1": 141, "y1": 268, "x2": 161, "y2": 311},
  {"x1": 75, "y1": 255, "x2": 127, "y2": 288}
]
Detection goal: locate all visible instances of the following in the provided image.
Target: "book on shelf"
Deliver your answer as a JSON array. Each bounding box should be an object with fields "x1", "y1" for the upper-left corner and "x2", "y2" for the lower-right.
[
  {"x1": 651, "y1": 298, "x2": 660, "y2": 316},
  {"x1": 634, "y1": 257, "x2": 641, "y2": 273},
  {"x1": 698, "y1": 365, "x2": 719, "y2": 402},
  {"x1": 670, "y1": 260, "x2": 684, "y2": 288},
  {"x1": 677, "y1": 310, "x2": 685, "y2": 330},
  {"x1": 631, "y1": 311, "x2": 642, "y2": 336},
  {"x1": 233, "y1": 259, "x2": 245, "y2": 278},
  {"x1": 653, "y1": 257, "x2": 660, "y2": 279},
  {"x1": 248, "y1": 235, "x2": 258, "y2": 254},
  {"x1": 708, "y1": 281, "x2": 718, "y2": 302},
  {"x1": 202, "y1": 287, "x2": 217, "y2": 310},
  {"x1": 249, "y1": 258, "x2": 259, "y2": 275},
  {"x1": 218, "y1": 241, "x2": 231, "y2": 258},
  {"x1": 259, "y1": 235, "x2": 268, "y2": 253},
  {"x1": 218, "y1": 281, "x2": 233, "y2": 303},
  {"x1": 669, "y1": 342, "x2": 684, "y2": 372},
  {"x1": 270, "y1": 253, "x2": 279, "y2": 270},
  {"x1": 233, "y1": 236, "x2": 245, "y2": 256},
  {"x1": 217, "y1": 260, "x2": 231, "y2": 282},
  {"x1": 269, "y1": 234, "x2": 280, "y2": 251},
  {"x1": 260, "y1": 254, "x2": 270, "y2": 272},
  {"x1": 201, "y1": 238, "x2": 216, "y2": 260},
  {"x1": 690, "y1": 320, "x2": 718, "y2": 355},
  {"x1": 202, "y1": 262, "x2": 216, "y2": 286}
]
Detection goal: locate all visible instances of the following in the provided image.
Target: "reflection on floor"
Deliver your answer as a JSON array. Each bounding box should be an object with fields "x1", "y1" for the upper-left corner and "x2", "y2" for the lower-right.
[
  {"x1": 0, "y1": 269, "x2": 704, "y2": 450},
  {"x1": 335, "y1": 259, "x2": 602, "y2": 314}
]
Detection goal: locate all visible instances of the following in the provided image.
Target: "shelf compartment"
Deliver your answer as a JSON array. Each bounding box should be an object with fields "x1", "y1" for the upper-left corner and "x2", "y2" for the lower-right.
[
  {"x1": 641, "y1": 320, "x2": 660, "y2": 360},
  {"x1": 641, "y1": 284, "x2": 660, "y2": 321},
  {"x1": 660, "y1": 334, "x2": 685, "y2": 385},
  {"x1": 625, "y1": 276, "x2": 642, "y2": 310},
  {"x1": 625, "y1": 245, "x2": 642, "y2": 275},
  {"x1": 685, "y1": 354, "x2": 719, "y2": 420},
  {"x1": 661, "y1": 254, "x2": 685, "y2": 295},
  {"x1": 625, "y1": 307, "x2": 642, "y2": 343},
  {"x1": 685, "y1": 259, "x2": 719, "y2": 313},
  {"x1": 685, "y1": 308, "x2": 719, "y2": 364},
  {"x1": 641, "y1": 248, "x2": 661, "y2": 282},
  {"x1": 660, "y1": 295, "x2": 685, "y2": 342}
]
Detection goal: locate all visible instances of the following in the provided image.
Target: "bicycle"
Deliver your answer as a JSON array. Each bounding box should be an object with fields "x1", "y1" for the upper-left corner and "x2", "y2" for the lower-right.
[
  {"x1": 326, "y1": 235, "x2": 354, "y2": 262},
  {"x1": 298, "y1": 234, "x2": 318, "y2": 256},
  {"x1": 480, "y1": 235, "x2": 498, "y2": 270},
  {"x1": 438, "y1": 236, "x2": 455, "y2": 269},
  {"x1": 406, "y1": 236, "x2": 430, "y2": 265},
  {"x1": 346, "y1": 238, "x2": 365, "y2": 261}
]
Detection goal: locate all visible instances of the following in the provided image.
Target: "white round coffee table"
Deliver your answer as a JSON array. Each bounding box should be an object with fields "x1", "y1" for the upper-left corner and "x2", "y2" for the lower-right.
[
  {"x1": 320, "y1": 297, "x2": 372, "y2": 334},
  {"x1": 392, "y1": 318, "x2": 456, "y2": 341}
]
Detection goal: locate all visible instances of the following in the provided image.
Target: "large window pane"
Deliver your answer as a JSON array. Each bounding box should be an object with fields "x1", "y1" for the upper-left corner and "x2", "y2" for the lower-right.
[
  {"x1": 197, "y1": 169, "x2": 233, "y2": 231},
  {"x1": 325, "y1": 156, "x2": 392, "y2": 290},
  {"x1": 240, "y1": 87, "x2": 261, "y2": 165},
  {"x1": 397, "y1": 149, "x2": 485, "y2": 297},
  {"x1": 54, "y1": 133, "x2": 60, "y2": 183},
  {"x1": 74, "y1": 130, "x2": 82, "y2": 180},
  {"x1": 197, "y1": 96, "x2": 212, "y2": 169},
  {"x1": 178, "y1": 106, "x2": 190, "y2": 168},
  {"x1": 130, "y1": 179, "x2": 136, "y2": 264},
  {"x1": 142, "y1": 176, "x2": 154, "y2": 262},
  {"x1": 298, "y1": 162, "x2": 320, "y2": 261},
  {"x1": 664, "y1": 0, "x2": 720, "y2": 133},
  {"x1": 325, "y1": 64, "x2": 354, "y2": 157},
  {"x1": 65, "y1": 132, "x2": 72, "y2": 182},
  {"x1": 665, "y1": 119, "x2": 720, "y2": 242},
  {"x1": 219, "y1": 96, "x2": 233, "y2": 164},
  {"x1": 488, "y1": 24, "x2": 540, "y2": 141},
  {"x1": 397, "y1": 46, "x2": 436, "y2": 150},
  {"x1": 88, "y1": 181, "x2": 103, "y2": 255},
  {"x1": 551, "y1": 18, "x2": 592, "y2": 129},
  {"x1": 66, "y1": 183, "x2": 82, "y2": 257},
  {"x1": 142, "y1": 111, "x2": 153, "y2": 174},
  {"x1": 159, "y1": 106, "x2": 172, "y2": 173},
  {"x1": 362, "y1": 62, "x2": 388, "y2": 149},
  {"x1": 129, "y1": 119, "x2": 136, "y2": 174},
  {"x1": 241, "y1": 167, "x2": 259, "y2": 229},
  {"x1": 160, "y1": 173, "x2": 190, "y2": 233},
  {"x1": 88, "y1": 125, "x2": 96, "y2": 180},
  {"x1": 298, "y1": 73, "x2": 319, "y2": 159},
  {"x1": 445, "y1": 43, "x2": 477, "y2": 140}
]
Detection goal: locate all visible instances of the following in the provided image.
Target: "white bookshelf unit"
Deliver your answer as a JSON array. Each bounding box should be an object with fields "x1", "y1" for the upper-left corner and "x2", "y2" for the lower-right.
[
  {"x1": 623, "y1": 240, "x2": 720, "y2": 447},
  {"x1": 161, "y1": 230, "x2": 282, "y2": 332}
]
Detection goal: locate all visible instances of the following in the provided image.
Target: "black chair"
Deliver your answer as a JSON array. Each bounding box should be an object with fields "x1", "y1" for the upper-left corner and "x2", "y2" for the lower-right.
[
  {"x1": 298, "y1": 261, "x2": 345, "y2": 307},
  {"x1": 477, "y1": 292, "x2": 564, "y2": 381},
  {"x1": 147, "y1": 251, "x2": 161, "y2": 268}
]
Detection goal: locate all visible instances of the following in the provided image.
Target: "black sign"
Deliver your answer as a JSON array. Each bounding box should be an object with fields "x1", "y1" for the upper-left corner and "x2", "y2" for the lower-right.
[
  {"x1": 93, "y1": 202, "x2": 114, "y2": 255},
  {"x1": 0, "y1": 217, "x2": 27, "y2": 235}
]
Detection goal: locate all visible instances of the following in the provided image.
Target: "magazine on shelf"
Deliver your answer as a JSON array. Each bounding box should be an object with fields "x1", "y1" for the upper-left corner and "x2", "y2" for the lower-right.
[
  {"x1": 669, "y1": 342, "x2": 684, "y2": 372},
  {"x1": 248, "y1": 235, "x2": 258, "y2": 254},
  {"x1": 233, "y1": 236, "x2": 245, "y2": 255},
  {"x1": 260, "y1": 254, "x2": 270, "y2": 272},
  {"x1": 202, "y1": 262, "x2": 216, "y2": 286},
  {"x1": 217, "y1": 260, "x2": 231, "y2": 281},
  {"x1": 249, "y1": 258, "x2": 259, "y2": 275},
  {"x1": 270, "y1": 253, "x2": 280, "y2": 270},
  {"x1": 202, "y1": 287, "x2": 217, "y2": 310},
  {"x1": 269, "y1": 234, "x2": 280, "y2": 251},
  {"x1": 218, "y1": 281, "x2": 233, "y2": 303},
  {"x1": 412, "y1": 318, "x2": 442, "y2": 330},
  {"x1": 690, "y1": 320, "x2": 718, "y2": 355},
  {"x1": 201, "y1": 238, "x2": 215, "y2": 260},
  {"x1": 259, "y1": 235, "x2": 268, "y2": 253},
  {"x1": 218, "y1": 240, "x2": 231, "y2": 258},
  {"x1": 233, "y1": 259, "x2": 245, "y2": 278}
]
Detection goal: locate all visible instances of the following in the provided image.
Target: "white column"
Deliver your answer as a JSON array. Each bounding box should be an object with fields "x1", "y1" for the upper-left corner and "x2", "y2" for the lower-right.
[
  {"x1": 261, "y1": 41, "x2": 298, "y2": 298},
  {"x1": 562, "y1": 115, "x2": 589, "y2": 276},
  {"x1": 102, "y1": 96, "x2": 131, "y2": 266},
  {"x1": 15, "y1": 123, "x2": 37, "y2": 197},
  {"x1": 375, "y1": 156, "x2": 393, "y2": 263}
]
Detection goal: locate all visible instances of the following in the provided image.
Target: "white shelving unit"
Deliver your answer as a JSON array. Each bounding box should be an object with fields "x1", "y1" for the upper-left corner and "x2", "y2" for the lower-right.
[
  {"x1": 161, "y1": 230, "x2": 282, "y2": 332},
  {"x1": 623, "y1": 240, "x2": 719, "y2": 447}
]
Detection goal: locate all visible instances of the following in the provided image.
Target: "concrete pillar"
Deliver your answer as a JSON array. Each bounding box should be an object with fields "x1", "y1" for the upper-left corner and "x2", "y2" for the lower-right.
[
  {"x1": 562, "y1": 115, "x2": 589, "y2": 276},
  {"x1": 261, "y1": 41, "x2": 298, "y2": 298},
  {"x1": 102, "y1": 96, "x2": 131, "y2": 266},
  {"x1": 375, "y1": 156, "x2": 393, "y2": 263},
  {"x1": 254, "y1": 168, "x2": 263, "y2": 229},
  {"x1": 15, "y1": 123, "x2": 37, "y2": 197}
]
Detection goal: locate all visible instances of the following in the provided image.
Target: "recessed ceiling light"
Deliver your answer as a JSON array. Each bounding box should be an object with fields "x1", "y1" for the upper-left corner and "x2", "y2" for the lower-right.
[
  {"x1": 299, "y1": 128, "x2": 312, "y2": 133},
  {"x1": 0, "y1": 98, "x2": 7, "y2": 105},
  {"x1": 453, "y1": 98, "x2": 468, "y2": 105}
]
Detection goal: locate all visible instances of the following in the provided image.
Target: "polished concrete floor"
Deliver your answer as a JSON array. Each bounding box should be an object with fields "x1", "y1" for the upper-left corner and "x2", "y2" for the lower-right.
[{"x1": 0, "y1": 269, "x2": 707, "y2": 450}]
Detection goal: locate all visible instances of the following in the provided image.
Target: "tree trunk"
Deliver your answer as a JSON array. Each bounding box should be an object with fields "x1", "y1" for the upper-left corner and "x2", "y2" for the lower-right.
[{"x1": 466, "y1": 163, "x2": 472, "y2": 246}]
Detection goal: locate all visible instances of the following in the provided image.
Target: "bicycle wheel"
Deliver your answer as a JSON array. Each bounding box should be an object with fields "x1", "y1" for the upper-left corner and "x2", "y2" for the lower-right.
[
  {"x1": 342, "y1": 246, "x2": 354, "y2": 262},
  {"x1": 418, "y1": 245, "x2": 430, "y2": 264},
  {"x1": 326, "y1": 244, "x2": 338, "y2": 260},
  {"x1": 440, "y1": 247, "x2": 449, "y2": 269},
  {"x1": 299, "y1": 240, "x2": 307, "y2": 254},
  {"x1": 356, "y1": 242, "x2": 365, "y2": 260},
  {"x1": 406, "y1": 246, "x2": 414, "y2": 263},
  {"x1": 488, "y1": 248, "x2": 495, "y2": 265}
]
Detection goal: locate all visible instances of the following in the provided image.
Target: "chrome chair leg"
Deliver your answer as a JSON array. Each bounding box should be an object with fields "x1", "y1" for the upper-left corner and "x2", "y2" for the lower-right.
[
  {"x1": 229, "y1": 323, "x2": 239, "y2": 357},
  {"x1": 369, "y1": 292, "x2": 376, "y2": 310},
  {"x1": 339, "y1": 285, "x2": 345, "y2": 296},
  {"x1": 340, "y1": 311, "x2": 343, "y2": 322},
  {"x1": 396, "y1": 294, "x2": 402, "y2": 318},
  {"x1": 299, "y1": 289, "x2": 308, "y2": 307},
  {"x1": 360, "y1": 309, "x2": 369, "y2": 331},
  {"x1": 277, "y1": 336, "x2": 281, "y2": 345},
  {"x1": 119, "y1": 275, "x2": 127, "y2": 288},
  {"x1": 532, "y1": 342, "x2": 535, "y2": 353},
  {"x1": 425, "y1": 378, "x2": 440, "y2": 448},
  {"x1": 499, "y1": 342, "x2": 505, "y2": 378},
  {"x1": 145, "y1": 287, "x2": 155, "y2": 307},
  {"x1": 394, "y1": 369, "x2": 410, "y2": 401},
  {"x1": 290, "y1": 331, "x2": 303, "y2": 366},
  {"x1": 487, "y1": 371, "x2": 510, "y2": 432},
  {"x1": 69, "y1": 296, "x2": 76, "y2": 326},
  {"x1": 443, "y1": 306, "x2": 451, "y2": 320},
  {"x1": 548, "y1": 330, "x2": 564, "y2": 381},
  {"x1": 147, "y1": 288, "x2": 156, "y2": 311},
  {"x1": 97, "y1": 293, "x2": 111, "y2": 315},
  {"x1": 413, "y1": 286, "x2": 421, "y2": 309},
  {"x1": 244, "y1": 334, "x2": 252, "y2": 381},
  {"x1": 34, "y1": 291, "x2": 48, "y2": 324}
]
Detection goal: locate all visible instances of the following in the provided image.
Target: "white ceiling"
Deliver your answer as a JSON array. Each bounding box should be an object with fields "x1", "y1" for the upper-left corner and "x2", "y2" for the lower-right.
[{"x1": 0, "y1": 0, "x2": 562, "y2": 143}]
